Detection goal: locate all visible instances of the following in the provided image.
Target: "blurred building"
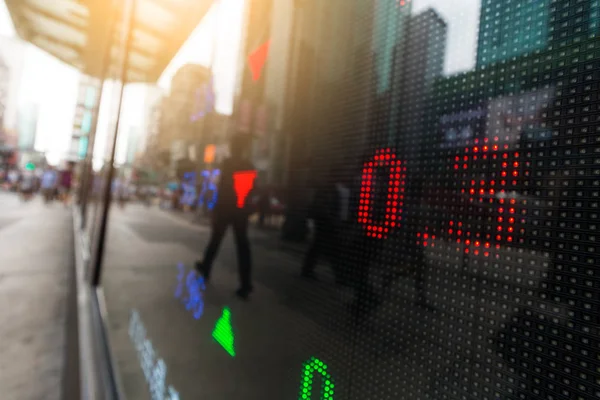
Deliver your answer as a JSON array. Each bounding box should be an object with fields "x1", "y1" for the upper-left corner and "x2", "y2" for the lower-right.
[
  {"x1": 71, "y1": 75, "x2": 102, "y2": 161},
  {"x1": 372, "y1": 0, "x2": 412, "y2": 95},
  {"x1": 366, "y1": 0, "x2": 413, "y2": 145},
  {"x1": 231, "y1": 0, "x2": 382, "y2": 239},
  {"x1": 136, "y1": 87, "x2": 166, "y2": 181},
  {"x1": 138, "y1": 85, "x2": 164, "y2": 156},
  {"x1": 477, "y1": 0, "x2": 598, "y2": 66},
  {"x1": 395, "y1": 8, "x2": 447, "y2": 151},
  {"x1": 477, "y1": 0, "x2": 551, "y2": 66},
  {"x1": 202, "y1": 111, "x2": 230, "y2": 154},
  {"x1": 152, "y1": 63, "x2": 226, "y2": 179},
  {"x1": 370, "y1": 7, "x2": 447, "y2": 152},
  {"x1": 548, "y1": 0, "x2": 597, "y2": 47},
  {"x1": 0, "y1": 36, "x2": 25, "y2": 135},
  {"x1": 232, "y1": 0, "x2": 277, "y2": 183},
  {"x1": 144, "y1": 93, "x2": 163, "y2": 149},
  {"x1": 266, "y1": 0, "x2": 378, "y2": 240},
  {"x1": 0, "y1": 56, "x2": 8, "y2": 133},
  {"x1": 233, "y1": 0, "x2": 385, "y2": 189}
]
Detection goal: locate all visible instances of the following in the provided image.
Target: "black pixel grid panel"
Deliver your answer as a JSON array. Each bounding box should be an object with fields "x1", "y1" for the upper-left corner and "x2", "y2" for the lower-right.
[{"x1": 101, "y1": 1, "x2": 600, "y2": 400}]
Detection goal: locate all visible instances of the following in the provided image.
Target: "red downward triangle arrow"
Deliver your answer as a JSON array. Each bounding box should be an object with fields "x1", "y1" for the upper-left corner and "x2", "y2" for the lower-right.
[
  {"x1": 248, "y1": 40, "x2": 271, "y2": 82},
  {"x1": 233, "y1": 170, "x2": 257, "y2": 208}
]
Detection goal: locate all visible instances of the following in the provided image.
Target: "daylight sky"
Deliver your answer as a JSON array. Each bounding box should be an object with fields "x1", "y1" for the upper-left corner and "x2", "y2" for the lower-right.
[
  {"x1": 413, "y1": 0, "x2": 481, "y2": 75},
  {"x1": 0, "y1": 0, "x2": 480, "y2": 165}
]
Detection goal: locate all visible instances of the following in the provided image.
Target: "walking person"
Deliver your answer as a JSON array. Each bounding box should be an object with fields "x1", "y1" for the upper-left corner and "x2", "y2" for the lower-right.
[
  {"x1": 301, "y1": 168, "x2": 350, "y2": 283},
  {"x1": 19, "y1": 169, "x2": 36, "y2": 202},
  {"x1": 8, "y1": 168, "x2": 19, "y2": 191},
  {"x1": 112, "y1": 175, "x2": 128, "y2": 209},
  {"x1": 257, "y1": 186, "x2": 271, "y2": 228},
  {"x1": 195, "y1": 133, "x2": 256, "y2": 300},
  {"x1": 40, "y1": 166, "x2": 58, "y2": 203},
  {"x1": 58, "y1": 161, "x2": 75, "y2": 207}
]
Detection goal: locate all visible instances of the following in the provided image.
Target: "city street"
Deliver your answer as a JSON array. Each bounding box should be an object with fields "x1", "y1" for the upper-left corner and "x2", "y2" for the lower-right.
[
  {"x1": 0, "y1": 193, "x2": 554, "y2": 399},
  {"x1": 4, "y1": 0, "x2": 600, "y2": 397},
  {"x1": 97, "y1": 203, "x2": 547, "y2": 400},
  {"x1": 0, "y1": 191, "x2": 72, "y2": 400},
  {"x1": 0, "y1": 193, "x2": 580, "y2": 400},
  {"x1": 100, "y1": 204, "x2": 444, "y2": 400}
]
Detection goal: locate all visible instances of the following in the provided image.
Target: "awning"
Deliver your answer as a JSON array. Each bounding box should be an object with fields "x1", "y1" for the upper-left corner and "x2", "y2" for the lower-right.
[{"x1": 4, "y1": 0, "x2": 212, "y2": 83}]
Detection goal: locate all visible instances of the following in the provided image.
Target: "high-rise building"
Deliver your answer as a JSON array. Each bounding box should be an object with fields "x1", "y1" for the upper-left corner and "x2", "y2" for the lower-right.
[
  {"x1": 278, "y1": 0, "x2": 377, "y2": 240},
  {"x1": 233, "y1": 0, "x2": 275, "y2": 182},
  {"x1": 372, "y1": 0, "x2": 412, "y2": 95},
  {"x1": 369, "y1": 7, "x2": 447, "y2": 151},
  {"x1": 396, "y1": 8, "x2": 447, "y2": 149},
  {"x1": 477, "y1": 0, "x2": 551, "y2": 66},
  {"x1": 369, "y1": 0, "x2": 413, "y2": 145},
  {"x1": 71, "y1": 75, "x2": 101, "y2": 161},
  {"x1": 547, "y1": 0, "x2": 596, "y2": 48},
  {"x1": 477, "y1": 0, "x2": 599, "y2": 66},
  {"x1": 155, "y1": 64, "x2": 212, "y2": 178},
  {"x1": 139, "y1": 86, "x2": 164, "y2": 155}
]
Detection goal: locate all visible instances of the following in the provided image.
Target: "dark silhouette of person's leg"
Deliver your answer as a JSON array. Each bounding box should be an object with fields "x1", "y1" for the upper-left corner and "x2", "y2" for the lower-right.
[
  {"x1": 301, "y1": 226, "x2": 328, "y2": 279},
  {"x1": 232, "y1": 214, "x2": 252, "y2": 298},
  {"x1": 196, "y1": 214, "x2": 229, "y2": 280},
  {"x1": 349, "y1": 235, "x2": 381, "y2": 321},
  {"x1": 328, "y1": 223, "x2": 349, "y2": 285},
  {"x1": 414, "y1": 259, "x2": 430, "y2": 307}
]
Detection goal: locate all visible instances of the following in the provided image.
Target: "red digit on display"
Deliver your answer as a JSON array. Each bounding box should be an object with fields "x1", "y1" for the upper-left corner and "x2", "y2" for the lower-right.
[
  {"x1": 444, "y1": 139, "x2": 525, "y2": 256},
  {"x1": 419, "y1": 139, "x2": 527, "y2": 256},
  {"x1": 357, "y1": 148, "x2": 406, "y2": 239}
]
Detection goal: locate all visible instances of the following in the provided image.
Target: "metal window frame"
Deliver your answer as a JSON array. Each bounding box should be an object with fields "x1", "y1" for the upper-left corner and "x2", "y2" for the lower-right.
[{"x1": 70, "y1": 0, "x2": 138, "y2": 398}]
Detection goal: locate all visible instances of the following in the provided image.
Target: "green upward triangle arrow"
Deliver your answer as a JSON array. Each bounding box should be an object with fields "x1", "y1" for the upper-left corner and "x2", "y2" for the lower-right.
[{"x1": 213, "y1": 307, "x2": 236, "y2": 357}]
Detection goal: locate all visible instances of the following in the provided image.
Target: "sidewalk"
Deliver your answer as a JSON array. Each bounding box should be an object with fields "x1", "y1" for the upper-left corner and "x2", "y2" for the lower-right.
[
  {"x1": 102, "y1": 205, "x2": 360, "y2": 399},
  {"x1": 0, "y1": 192, "x2": 73, "y2": 400},
  {"x1": 101, "y1": 204, "x2": 444, "y2": 399}
]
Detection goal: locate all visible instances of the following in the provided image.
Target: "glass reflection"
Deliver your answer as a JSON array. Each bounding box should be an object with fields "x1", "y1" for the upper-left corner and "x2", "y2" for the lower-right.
[{"x1": 77, "y1": 0, "x2": 600, "y2": 399}]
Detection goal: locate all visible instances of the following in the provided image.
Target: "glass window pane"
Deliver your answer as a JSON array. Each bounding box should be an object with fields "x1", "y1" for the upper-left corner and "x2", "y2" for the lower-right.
[{"x1": 94, "y1": 0, "x2": 600, "y2": 399}]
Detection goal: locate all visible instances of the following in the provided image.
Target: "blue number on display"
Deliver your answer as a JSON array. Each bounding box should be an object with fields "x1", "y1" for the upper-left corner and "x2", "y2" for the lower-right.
[
  {"x1": 180, "y1": 172, "x2": 197, "y2": 207},
  {"x1": 175, "y1": 263, "x2": 206, "y2": 320},
  {"x1": 190, "y1": 79, "x2": 215, "y2": 121},
  {"x1": 197, "y1": 169, "x2": 219, "y2": 211}
]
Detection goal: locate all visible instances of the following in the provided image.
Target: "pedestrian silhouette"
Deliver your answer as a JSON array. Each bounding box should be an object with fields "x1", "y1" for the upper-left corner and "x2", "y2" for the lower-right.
[
  {"x1": 301, "y1": 168, "x2": 350, "y2": 284},
  {"x1": 195, "y1": 133, "x2": 256, "y2": 299}
]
